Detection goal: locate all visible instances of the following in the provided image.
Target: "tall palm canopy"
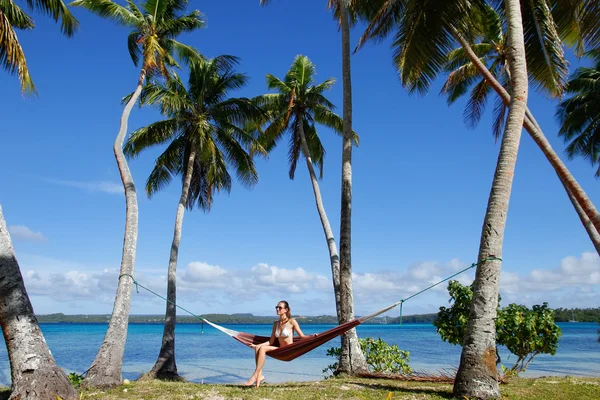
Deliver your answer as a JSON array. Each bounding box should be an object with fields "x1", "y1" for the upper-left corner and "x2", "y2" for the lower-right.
[
  {"x1": 70, "y1": 0, "x2": 204, "y2": 77},
  {"x1": 557, "y1": 49, "x2": 600, "y2": 177},
  {"x1": 254, "y1": 55, "x2": 355, "y2": 179},
  {"x1": 1, "y1": 0, "x2": 78, "y2": 94},
  {"x1": 125, "y1": 55, "x2": 261, "y2": 205},
  {"x1": 358, "y1": 0, "x2": 567, "y2": 97},
  {"x1": 441, "y1": 4, "x2": 509, "y2": 140}
]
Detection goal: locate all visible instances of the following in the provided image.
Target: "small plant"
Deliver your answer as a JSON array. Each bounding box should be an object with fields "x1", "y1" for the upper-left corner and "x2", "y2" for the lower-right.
[
  {"x1": 323, "y1": 337, "x2": 411, "y2": 377},
  {"x1": 68, "y1": 372, "x2": 85, "y2": 388}
]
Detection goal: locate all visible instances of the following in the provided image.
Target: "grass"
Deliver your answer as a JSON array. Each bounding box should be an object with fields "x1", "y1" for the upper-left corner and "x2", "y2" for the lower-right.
[{"x1": 3, "y1": 376, "x2": 597, "y2": 400}]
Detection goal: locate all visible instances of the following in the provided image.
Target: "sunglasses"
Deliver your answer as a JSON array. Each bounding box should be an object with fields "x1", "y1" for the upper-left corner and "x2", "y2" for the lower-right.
[{"x1": 275, "y1": 306, "x2": 285, "y2": 310}]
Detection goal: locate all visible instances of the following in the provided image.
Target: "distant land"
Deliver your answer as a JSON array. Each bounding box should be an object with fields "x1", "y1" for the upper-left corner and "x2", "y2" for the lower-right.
[
  {"x1": 35, "y1": 312, "x2": 437, "y2": 325},
  {"x1": 34, "y1": 307, "x2": 600, "y2": 324}
]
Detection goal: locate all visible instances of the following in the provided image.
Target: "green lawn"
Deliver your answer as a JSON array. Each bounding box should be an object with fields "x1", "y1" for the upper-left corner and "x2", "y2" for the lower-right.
[{"x1": 4, "y1": 376, "x2": 597, "y2": 400}]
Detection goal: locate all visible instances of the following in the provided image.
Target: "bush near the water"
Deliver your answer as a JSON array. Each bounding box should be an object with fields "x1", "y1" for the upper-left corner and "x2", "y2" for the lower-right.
[
  {"x1": 434, "y1": 280, "x2": 562, "y2": 375},
  {"x1": 323, "y1": 337, "x2": 411, "y2": 376},
  {"x1": 68, "y1": 372, "x2": 85, "y2": 388}
]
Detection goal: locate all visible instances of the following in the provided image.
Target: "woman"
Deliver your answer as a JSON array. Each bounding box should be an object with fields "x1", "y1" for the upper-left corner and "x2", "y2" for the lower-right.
[{"x1": 243, "y1": 300, "x2": 306, "y2": 388}]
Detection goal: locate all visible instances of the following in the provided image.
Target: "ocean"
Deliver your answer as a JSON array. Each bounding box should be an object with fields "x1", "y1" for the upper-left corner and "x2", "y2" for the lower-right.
[{"x1": 0, "y1": 322, "x2": 598, "y2": 386}]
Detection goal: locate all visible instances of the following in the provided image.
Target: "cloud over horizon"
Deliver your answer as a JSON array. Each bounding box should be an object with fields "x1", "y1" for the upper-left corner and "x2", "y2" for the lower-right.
[{"x1": 18, "y1": 253, "x2": 600, "y2": 316}]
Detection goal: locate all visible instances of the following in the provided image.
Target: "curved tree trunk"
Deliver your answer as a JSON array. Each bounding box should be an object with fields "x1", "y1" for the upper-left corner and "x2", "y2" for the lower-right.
[
  {"x1": 452, "y1": 29, "x2": 600, "y2": 254},
  {"x1": 337, "y1": 1, "x2": 368, "y2": 375},
  {"x1": 145, "y1": 149, "x2": 197, "y2": 380},
  {"x1": 454, "y1": 1, "x2": 528, "y2": 398},
  {"x1": 0, "y1": 206, "x2": 77, "y2": 400},
  {"x1": 84, "y1": 69, "x2": 145, "y2": 388},
  {"x1": 296, "y1": 116, "x2": 342, "y2": 322}
]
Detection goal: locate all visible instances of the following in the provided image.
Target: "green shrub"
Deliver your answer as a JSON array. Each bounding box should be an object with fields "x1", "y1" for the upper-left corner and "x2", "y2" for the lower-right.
[
  {"x1": 323, "y1": 337, "x2": 411, "y2": 377},
  {"x1": 434, "y1": 280, "x2": 562, "y2": 375},
  {"x1": 68, "y1": 372, "x2": 85, "y2": 388}
]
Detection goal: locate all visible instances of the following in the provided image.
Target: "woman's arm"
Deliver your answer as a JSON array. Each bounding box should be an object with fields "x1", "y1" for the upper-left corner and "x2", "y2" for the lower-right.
[
  {"x1": 251, "y1": 322, "x2": 277, "y2": 348},
  {"x1": 269, "y1": 321, "x2": 276, "y2": 345},
  {"x1": 291, "y1": 318, "x2": 307, "y2": 338}
]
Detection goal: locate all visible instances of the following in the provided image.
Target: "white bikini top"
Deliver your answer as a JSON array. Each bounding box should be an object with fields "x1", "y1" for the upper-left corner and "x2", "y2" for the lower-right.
[{"x1": 275, "y1": 321, "x2": 291, "y2": 338}]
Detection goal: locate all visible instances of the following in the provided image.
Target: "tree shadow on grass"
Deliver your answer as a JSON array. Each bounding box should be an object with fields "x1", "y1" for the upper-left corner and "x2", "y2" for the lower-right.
[
  {"x1": 349, "y1": 381, "x2": 455, "y2": 399},
  {"x1": 0, "y1": 390, "x2": 10, "y2": 400}
]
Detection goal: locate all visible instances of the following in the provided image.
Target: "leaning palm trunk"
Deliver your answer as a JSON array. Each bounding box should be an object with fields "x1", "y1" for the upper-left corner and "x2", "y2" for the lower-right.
[
  {"x1": 337, "y1": 1, "x2": 368, "y2": 375},
  {"x1": 453, "y1": 1, "x2": 528, "y2": 398},
  {"x1": 0, "y1": 206, "x2": 77, "y2": 400},
  {"x1": 567, "y1": 188, "x2": 600, "y2": 254},
  {"x1": 84, "y1": 69, "x2": 145, "y2": 388},
  {"x1": 146, "y1": 149, "x2": 197, "y2": 380},
  {"x1": 296, "y1": 114, "x2": 342, "y2": 320},
  {"x1": 451, "y1": 30, "x2": 600, "y2": 254}
]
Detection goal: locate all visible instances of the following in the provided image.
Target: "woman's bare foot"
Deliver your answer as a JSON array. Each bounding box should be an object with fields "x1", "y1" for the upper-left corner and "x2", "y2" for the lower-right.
[
  {"x1": 255, "y1": 375, "x2": 265, "y2": 388},
  {"x1": 243, "y1": 376, "x2": 256, "y2": 386}
]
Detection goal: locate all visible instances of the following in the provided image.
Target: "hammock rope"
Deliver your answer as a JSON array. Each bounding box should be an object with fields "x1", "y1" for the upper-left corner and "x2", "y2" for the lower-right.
[{"x1": 119, "y1": 256, "x2": 501, "y2": 361}]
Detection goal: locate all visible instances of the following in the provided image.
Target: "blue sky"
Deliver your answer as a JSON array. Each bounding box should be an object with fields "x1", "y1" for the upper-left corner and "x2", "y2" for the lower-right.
[{"x1": 1, "y1": 0, "x2": 599, "y2": 318}]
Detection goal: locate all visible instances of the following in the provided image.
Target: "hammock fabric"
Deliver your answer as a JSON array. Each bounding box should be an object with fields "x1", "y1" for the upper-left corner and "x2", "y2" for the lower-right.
[{"x1": 201, "y1": 301, "x2": 401, "y2": 362}]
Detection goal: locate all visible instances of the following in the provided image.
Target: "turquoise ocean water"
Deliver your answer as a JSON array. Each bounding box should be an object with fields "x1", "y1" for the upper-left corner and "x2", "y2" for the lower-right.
[{"x1": 1, "y1": 322, "x2": 598, "y2": 386}]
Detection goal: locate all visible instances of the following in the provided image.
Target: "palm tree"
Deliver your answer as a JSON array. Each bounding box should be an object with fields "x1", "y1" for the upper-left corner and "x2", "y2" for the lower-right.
[
  {"x1": 69, "y1": 0, "x2": 204, "y2": 388},
  {"x1": 358, "y1": 0, "x2": 600, "y2": 238},
  {"x1": 557, "y1": 49, "x2": 600, "y2": 175},
  {"x1": 354, "y1": 0, "x2": 530, "y2": 397},
  {"x1": 1, "y1": 0, "x2": 78, "y2": 94},
  {"x1": 0, "y1": 206, "x2": 77, "y2": 400},
  {"x1": 124, "y1": 55, "x2": 260, "y2": 380},
  {"x1": 451, "y1": 1, "x2": 529, "y2": 396},
  {"x1": 258, "y1": 0, "x2": 384, "y2": 374},
  {"x1": 441, "y1": 5, "x2": 600, "y2": 254},
  {"x1": 254, "y1": 55, "x2": 363, "y2": 370}
]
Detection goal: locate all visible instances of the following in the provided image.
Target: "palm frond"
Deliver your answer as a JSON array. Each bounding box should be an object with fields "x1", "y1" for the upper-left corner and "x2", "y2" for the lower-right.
[
  {"x1": 521, "y1": 0, "x2": 568, "y2": 97},
  {"x1": 213, "y1": 127, "x2": 258, "y2": 188},
  {"x1": 441, "y1": 62, "x2": 483, "y2": 105},
  {"x1": 159, "y1": 10, "x2": 205, "y2": 38},
  {"x1": 27, "y1": 0, "x2": 79, "y2": 36},
  {"x1": 3, "y1": 1, "x2": 34, "y2": 29},
  {"x1": 464, "y1": 77, "x2": 492, "y2": 129},
  {"x1": 1, "y1": 8, "x2": 37, "y2": 94},
  {"x1": 145, "y1": 137, "x2": 185, "y2": 197},
  {"x1": 266, "y1": 73, "x2": 292, "y2": 94},
  {"x1": 69, "y1": 0, "x2": 139, "y2": 27},
  {"x1": 491, "y1": 74, "x2": 509, "y2": 140},
  {"x1": 127, "y1": 30, "x2": 143, "y2": 66},
  {"x1": 124, "y1": 119, "x2": 180, "y2": 158},
  {"x1": 356, "y1": 0, "x2": 404, "y2": 51},
  {"x1": 303, "y1": 119, "x2": 325, "y2": 179}
]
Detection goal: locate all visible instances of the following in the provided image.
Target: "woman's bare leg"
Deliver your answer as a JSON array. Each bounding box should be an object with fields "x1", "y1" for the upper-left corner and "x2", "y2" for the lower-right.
[
  {"x1": 244, "y1": 345, "x2": 276, "y2": 387},
  {"x1": 255, "y1": 345, "x2": 276, "y2": 387}
]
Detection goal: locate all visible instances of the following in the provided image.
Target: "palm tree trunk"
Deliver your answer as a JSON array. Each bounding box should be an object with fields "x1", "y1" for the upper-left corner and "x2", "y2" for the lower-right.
[
  {"x1": 84, "y1": 69, "x2": 145, "y2": 388},
  {"x1": 567, "y1": 187, "x2": 600, "y2": 253},
  {"x1": 296, "y1": 115, "x2": 342, "y2": 320},
  {"x1": 146, "y1": 149, "x2": 196, "y2": 380},
  {"x1": 337, "y1": 0, "x2": 368, "y2": 375},
  {"x1": 451, "y1": 29, "x2": 600, "y2": 254},
  {"x1": 453, "y1": 1, "x2": 528, "y2": 398},
  {"x1": 0, "y1": 206, "x2": 78, "y2": 400}
]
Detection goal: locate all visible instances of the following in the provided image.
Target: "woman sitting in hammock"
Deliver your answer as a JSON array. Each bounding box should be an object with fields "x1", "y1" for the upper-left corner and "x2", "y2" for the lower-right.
[{"x1": 244, "y1": 300, "x2": 307, "y2": 388}]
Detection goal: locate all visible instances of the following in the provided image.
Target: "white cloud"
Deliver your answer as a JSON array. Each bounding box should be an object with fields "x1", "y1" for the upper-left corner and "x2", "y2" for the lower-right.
[
  {"x1": 8, "y1": 225, "x2": 47, "y2": 242},
  {"x1": 47, "y1": 178, "x2": 123, "y2": 194},
  {"x1": 15, "y1": 252, "x2": 600, "y2": 316},
  {"x1": 499, "y1": 252, "x2": 600, "y2": 306}
]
